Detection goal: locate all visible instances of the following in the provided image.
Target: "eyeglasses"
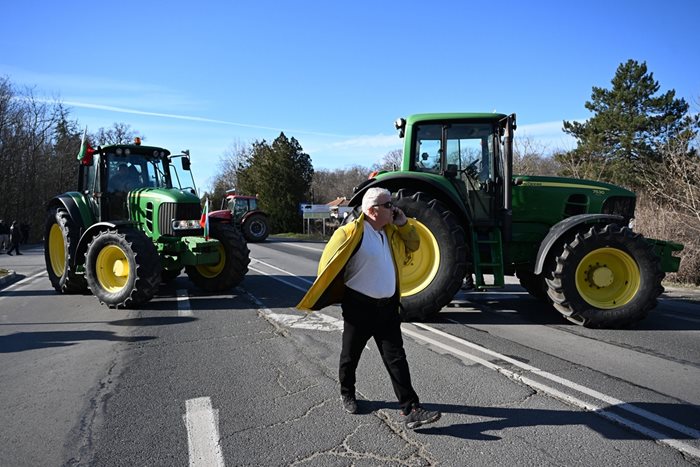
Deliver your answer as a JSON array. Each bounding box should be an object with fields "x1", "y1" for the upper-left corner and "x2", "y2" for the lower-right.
[{"x1": 374, "y1": 201, "x2": 393, "y2": 209}]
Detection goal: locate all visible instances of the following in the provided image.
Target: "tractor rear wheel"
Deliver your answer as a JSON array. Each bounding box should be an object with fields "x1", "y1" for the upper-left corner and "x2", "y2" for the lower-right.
[
  {"x1": 44, "y1": 208, "x2": 88, "y2": 294},
  {"x1": 545, "y1": 224, "x2": 663, "y2": 328},
  {"x1": 186, "y1": 223, "x2": 250, "y2": 291},
  {"x1": 85, "y1": 227, "x2": 161, "y2": 308},
  {"x1": 394, "y1": 189, "x2": 468, "y2": 321},
  {"x1": 242, "y1": 213, "x2": 269, "y2": 242}
]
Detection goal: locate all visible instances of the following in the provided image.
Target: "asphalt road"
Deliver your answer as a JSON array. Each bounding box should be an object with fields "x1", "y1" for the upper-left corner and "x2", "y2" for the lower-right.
[{"x1": 0, "y1": 241, "x2": 699, "y2": 466}]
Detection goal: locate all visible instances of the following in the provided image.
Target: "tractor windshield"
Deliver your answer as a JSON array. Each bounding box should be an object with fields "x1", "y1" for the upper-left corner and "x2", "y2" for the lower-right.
[
  {"x1": 413, "y1": 122, "x2": 498, "y2": 183},
  {"x1": 106, "y1": 153, "x2": 170, "y2": 193}
]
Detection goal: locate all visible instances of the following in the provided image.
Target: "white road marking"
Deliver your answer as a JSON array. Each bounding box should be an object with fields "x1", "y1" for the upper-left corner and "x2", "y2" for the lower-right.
[
  {"x1": 248, "y1": 259, "x2": 700, "y2": 461},
  {"x1": 268, "y1": 242, "x2": 323, "y2": 252},
  {"x1": 184, "y1": 397, "x2": 225, "y2": 467},
  {"x1": 0, "y1": 271, "x2": 47, "y2": 303},
  {"x1": 245, "y1": 288, "x2": 342, "y2": 332},
  {"x1": 401, "y1": 324, "x2": 700, "y2": 461},
  {"x1": 177, "y1": 289, "x2": 193, "y2": 317}
]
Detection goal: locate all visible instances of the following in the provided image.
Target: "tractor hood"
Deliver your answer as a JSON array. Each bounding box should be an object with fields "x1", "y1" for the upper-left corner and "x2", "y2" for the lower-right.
[
  {"x1": 513, "y1": 175, "x2": 635, "y2": 196},
  {"x1": 127, "y1": 187, "x2": 201, "y2": 205}
]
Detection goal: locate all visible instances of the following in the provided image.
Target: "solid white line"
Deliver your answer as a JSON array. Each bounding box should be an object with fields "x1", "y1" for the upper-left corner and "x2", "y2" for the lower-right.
[
  {"x1": 268, "y1": 242, "x2": 323, "y2": 252},
  {"x1": 177, "y1": 289, "x2": 193, "y2": 317},
  {"x1": 184, "y1": 397, "x2": 225, "y2": 467},
  {"x1": 400, "y1": 325, "x2": 700, "y2": 461},
  {"x1": 415, "y1": 321, "x2": 700, "y2": 441},
  {"x1": 245, "y1": 263, "x2": 700, "y2": 460},
  {"x1": 251, "y1": 258, "x2": 314, "y2": 283},
  {"x1": 0, "y1": 271, "x2": 47, "y2": 301},
  {"x1": 248, "y1": 264, "x2": 310, "y2": 292}
]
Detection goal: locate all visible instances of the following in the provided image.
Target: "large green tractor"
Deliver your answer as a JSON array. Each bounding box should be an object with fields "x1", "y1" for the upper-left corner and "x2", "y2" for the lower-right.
[
  {"x1": 44, "y1": 138, "x2": 250, "y2": 308},
  {"x1": 349, "y1": 113, "x2": 683, "y2": 328}
]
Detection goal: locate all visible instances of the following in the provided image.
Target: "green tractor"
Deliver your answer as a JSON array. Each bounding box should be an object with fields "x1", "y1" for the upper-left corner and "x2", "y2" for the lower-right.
[
  {"x1": 349, "y1": 113, "x2": 683, "y2": 328},
  {"x1": 44, "y1": 138, "x2": 250, "y2": 308}
]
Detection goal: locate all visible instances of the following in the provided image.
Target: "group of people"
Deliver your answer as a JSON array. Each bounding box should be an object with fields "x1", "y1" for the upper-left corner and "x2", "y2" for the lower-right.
[{"x1": 0, "y1": 219, "x2": 25, "y2": 255}]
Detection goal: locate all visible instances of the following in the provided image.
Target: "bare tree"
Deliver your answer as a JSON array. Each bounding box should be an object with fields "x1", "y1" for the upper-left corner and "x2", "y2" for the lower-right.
[
  {"x1": 372, "y1": 149, "x2": 403, "y2": 172},
  {"x1": 94, "y1": 122, "x2": 141, "y2": 145},
  {"x1": 513, "y1": 136, "x2": 561, "y2": 176}
]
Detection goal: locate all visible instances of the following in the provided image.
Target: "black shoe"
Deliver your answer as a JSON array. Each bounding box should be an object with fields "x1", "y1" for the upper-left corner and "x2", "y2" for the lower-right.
[
  {"x1": 16, "y1": 252, "x2": 22, "y2": 255},
  {"x1": 6, "y1": 252, "x2": 12, "y2": 256},
  {"x1": 341, "y1": 395, "x2": 357, "y2": 414},
  {"x1": 402, "y1": 405, "x2": 441, "y2": 429}
]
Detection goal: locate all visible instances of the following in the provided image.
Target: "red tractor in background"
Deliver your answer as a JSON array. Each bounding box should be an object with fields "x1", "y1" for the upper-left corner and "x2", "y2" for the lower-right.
[{"x1": 214, "y1": 190, "x2": 269, "y2": 242}]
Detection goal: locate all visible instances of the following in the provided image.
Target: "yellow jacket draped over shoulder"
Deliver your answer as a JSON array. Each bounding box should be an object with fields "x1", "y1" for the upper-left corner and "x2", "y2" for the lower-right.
[{"x1": 296, "y1": 213, "x2": 420, "y2": 311}]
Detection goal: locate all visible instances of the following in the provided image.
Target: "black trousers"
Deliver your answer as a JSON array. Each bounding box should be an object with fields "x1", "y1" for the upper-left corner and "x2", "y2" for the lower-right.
[{"x1": 339, "y1": 288, "x2": 419, "y2": 414}]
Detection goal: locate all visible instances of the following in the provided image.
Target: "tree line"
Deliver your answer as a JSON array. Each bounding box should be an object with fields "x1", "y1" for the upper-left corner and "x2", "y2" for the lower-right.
[{"x1": 1, "y1": 59, "x2": 698, "y2": 283}]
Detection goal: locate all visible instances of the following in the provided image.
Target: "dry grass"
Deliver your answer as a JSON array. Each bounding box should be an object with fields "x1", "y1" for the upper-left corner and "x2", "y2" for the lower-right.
[{"x1": 634, "y1": 194, "x2": 700, "y2": 286}]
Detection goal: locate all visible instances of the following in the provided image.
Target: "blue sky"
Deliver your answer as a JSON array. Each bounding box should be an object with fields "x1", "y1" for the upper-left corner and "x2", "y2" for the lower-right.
[{"x1": 2, "y1": 0, "x2": 698, "y2": 191}]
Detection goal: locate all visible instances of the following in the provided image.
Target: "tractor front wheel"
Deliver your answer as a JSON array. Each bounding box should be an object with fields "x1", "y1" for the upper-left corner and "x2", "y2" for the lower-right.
[
  {"x1": 85, "y1": 228, "x2": 161, "y2": 308},
  {"x1": 394, "y1": 189, "x2": 468, "y2": 321},
  {"x1": 545, "y1": 224, "x2": 663, "y2": 328},
  {"x1": 242, "y1": 214, "x2": 269, "y2": 242},
  {"x1": 186, "y1": 223, "x2": 250, "y2": 291},
  {"x1": 44, "y1": 208, "x2": 87, "y2": 294}
]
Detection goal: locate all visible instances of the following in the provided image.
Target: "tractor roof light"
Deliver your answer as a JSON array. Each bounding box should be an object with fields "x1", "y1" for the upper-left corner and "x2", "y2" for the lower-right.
[
  {"x1": 394, "y1": 117, "x2": 406, "y2": 138},
  {"x1": 134, "y1": 137, "x2": 141, "y2": 145}
]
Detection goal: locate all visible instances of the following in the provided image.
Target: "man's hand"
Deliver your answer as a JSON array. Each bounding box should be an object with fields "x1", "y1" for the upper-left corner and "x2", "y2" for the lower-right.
[{"x1": 392, "y1": 207, "x2": 408, "y2": 226}]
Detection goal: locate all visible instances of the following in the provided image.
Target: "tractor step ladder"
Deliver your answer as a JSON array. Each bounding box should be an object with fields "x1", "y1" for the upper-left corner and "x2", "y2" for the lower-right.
[{"x1": 471, "y1": 228, "x2": 505, "y2": 289}]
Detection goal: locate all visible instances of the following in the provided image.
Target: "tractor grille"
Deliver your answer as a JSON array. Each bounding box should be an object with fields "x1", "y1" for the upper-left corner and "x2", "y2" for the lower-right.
[
  {"x1": 158, "y1": 202, "x2": 204, "y2": 237},
  {"x1": 602, "y1": 196, "x2": 636, "y2": 221}
]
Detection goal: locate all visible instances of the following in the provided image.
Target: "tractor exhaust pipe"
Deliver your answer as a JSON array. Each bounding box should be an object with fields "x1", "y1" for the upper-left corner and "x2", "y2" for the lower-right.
[{"x1": 502, "y1": 114, "x2": 515, "y2": 242}]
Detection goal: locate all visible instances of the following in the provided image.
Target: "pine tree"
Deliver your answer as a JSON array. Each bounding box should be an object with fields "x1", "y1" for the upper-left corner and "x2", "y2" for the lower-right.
[
  {"x1": 237, "y1": 133, "x2": 313, "y2": 233},
  {"x1": 558, "y1": 59, "x2": 690, "y2": 188}
]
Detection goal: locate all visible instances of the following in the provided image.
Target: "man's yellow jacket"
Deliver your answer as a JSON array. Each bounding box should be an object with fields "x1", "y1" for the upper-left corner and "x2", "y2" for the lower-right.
[{"x1": 296, "y1": 213, "x2": 420, "y2": 311}]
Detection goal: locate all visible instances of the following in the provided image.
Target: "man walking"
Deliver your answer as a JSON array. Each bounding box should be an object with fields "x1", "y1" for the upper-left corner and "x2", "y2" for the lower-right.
[
  {"x1": 297, "y1": 187, "x2": 440, "y2": 429},
  {"x1": 7, "y1": 220, "x2": 22, "y2": 255}
]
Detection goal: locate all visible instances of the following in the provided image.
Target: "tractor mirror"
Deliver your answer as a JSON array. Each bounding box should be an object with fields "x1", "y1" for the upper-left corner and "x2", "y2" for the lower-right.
[{"x1": 182, "y1": 156, "x2": 191, "y2": 171}]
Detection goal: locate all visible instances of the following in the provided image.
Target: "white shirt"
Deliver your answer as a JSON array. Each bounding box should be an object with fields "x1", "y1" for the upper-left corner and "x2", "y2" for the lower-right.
[{"x1": 344, "y1": 221, "x2": 396, "y2": 299}]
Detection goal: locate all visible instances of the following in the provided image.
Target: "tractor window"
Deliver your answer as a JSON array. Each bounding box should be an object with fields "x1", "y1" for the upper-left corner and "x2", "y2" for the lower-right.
[
  {"x1": 106, "y1": 154, "x2": 168, "y2": 192},
  {"x1": 445, "y1": 124, "x2": 495, "y2": 183},
  {"x1": 413, "y1": 124, "x2": 442, "y2": 173},
  {"x1": 234, "y1": 198, "x2": 249, "y2": 217}
]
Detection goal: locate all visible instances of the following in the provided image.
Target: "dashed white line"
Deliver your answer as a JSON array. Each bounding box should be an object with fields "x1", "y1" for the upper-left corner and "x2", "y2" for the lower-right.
[
  {"x1": 176, "y1": 289, "x2": 193, "y2": 317},
  {"x1": 184, "y1": 397, "x2": 225, "y2": 467}
]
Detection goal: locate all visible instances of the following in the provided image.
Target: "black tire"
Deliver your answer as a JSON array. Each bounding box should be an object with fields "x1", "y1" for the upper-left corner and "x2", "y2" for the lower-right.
[
  {"x1": 516, "y1": 269, "x2": 548, "y2": 300},
  {"x1": 85, "y1": 227, "x2": 162, "y2": 308},
  {"x1": 44, "y1": 208, "x2": 88, "y2": 294},
  {"x1": 242, "y1": 213, "x2": 269, "y2": 242},
  {"x1": 545, "y1": 224, "x2": 663, "y2": 328},
  {"x1": 185, "y1": 223, "x2": 250, "y2": 292},
  {"x1": 394, "y1": 189, "x2": 468, "y2": 321}
]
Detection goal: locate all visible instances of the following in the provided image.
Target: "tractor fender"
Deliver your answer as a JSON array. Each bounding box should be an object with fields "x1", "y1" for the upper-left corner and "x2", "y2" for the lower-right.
[
  {"x1": 241, "y1": 210, "x2": 267, "y2": 224},
  {"x1": 46, "y1": 192, "x2": 95, "y2": 232},
  {"x1": 74, "y1": 221, "x2": 135, "y2": 268},
  {"x1": 348, "y1": 173, "x2": 469, "y2": 224},
  {"x1": 208, "y1": 209, "x2": 233, "y2": 223},
  {"x1": 533, "y1": 213, "x2": 625, "y2": 275}
]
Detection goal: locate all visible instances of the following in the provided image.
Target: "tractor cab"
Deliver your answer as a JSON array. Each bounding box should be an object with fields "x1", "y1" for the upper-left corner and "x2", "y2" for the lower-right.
[{"x1": 78, "y1": 139, "x2": 199, "y2": 222}]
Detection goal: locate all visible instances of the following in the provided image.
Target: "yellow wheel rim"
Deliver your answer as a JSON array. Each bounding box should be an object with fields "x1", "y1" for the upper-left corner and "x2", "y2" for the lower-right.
[
  {"x1": 48, "y1": 223, "x2": 66, "y2": 277},
  {"x1": 96, "y1": 245, "x2": 130, "y2": 292},
  {"x1": 575, "y1": 247, "x2": 640, "y2": 309},
  {"x1": 195, "y1": 243, "x2": 225, "y2": 278},
  {"x1": 400, "y1": 219, "x2": 440, "y2": 296}
]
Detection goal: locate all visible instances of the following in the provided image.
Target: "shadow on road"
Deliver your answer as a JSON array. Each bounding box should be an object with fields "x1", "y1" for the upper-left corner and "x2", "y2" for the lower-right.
[
  {"x1": 0, "y1": 330, "x2": 155, "y2": 353},
  {"x1": 108, "y1": 316, "x2": 197, "y2": 326},
  {"x1": 413, "y1": 402, "x2": 700, "y2": 441}
]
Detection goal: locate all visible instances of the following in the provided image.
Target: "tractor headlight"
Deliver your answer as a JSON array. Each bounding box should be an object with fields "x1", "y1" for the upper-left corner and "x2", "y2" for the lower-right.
[{"x1": 172, "y1": 219, "x2": 201, "y2": 230}]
